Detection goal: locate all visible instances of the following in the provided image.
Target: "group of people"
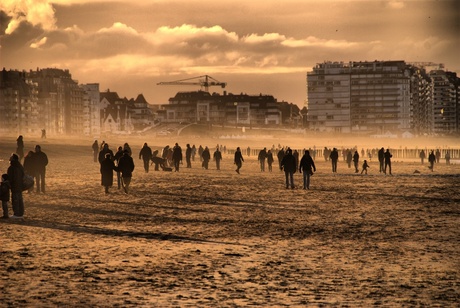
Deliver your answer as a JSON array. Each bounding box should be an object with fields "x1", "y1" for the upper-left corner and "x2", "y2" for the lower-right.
[
  {"x1": 1, "y1": 136, "x2": 48, "y2": 219},
  {"x1": 419, "y1": 149, "x2": 449, "y2": 171}
]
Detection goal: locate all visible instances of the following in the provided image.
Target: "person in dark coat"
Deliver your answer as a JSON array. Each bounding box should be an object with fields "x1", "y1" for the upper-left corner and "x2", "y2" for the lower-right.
[
  {"x1": 329, "y1": 148, "x2": 339, "y2": 173},
  {"x1": 16, "y1": 135, "x2": 24, "y2": 162},
  {"x1": 23, "y1": 151, "x2": 36, "y2": 193},
  {"x1": 346, "y1": 150, "x2": 353, "y2": 168},
  {"x1": 384, "y1": 149, "x2": 392, "y2": 175},
  {"x1": 299, "y1": 150, "x2": 316, "y2": 190},
  {"x1": 378, "y1": 147, "x2": 385, "y2": 173},
  {"x1": 234, "y1": 147, "x2": 244, "y2": 174},
  {"x1": 361, "y1": 160, "x2": 370, "y2": 174},
  {"x1": 428, "y1": 150, "x2": 436, "y2": 172},
  {"x1": 139, "y1": 143, "x2": 153, "y2": 173},
  {"x1": 353, "y1": 151, "x2": 360, "y2": 173},
  {"x1": 98, "y1": 143, "x2": 114, "y2": 164},
  {"x1": 213, "y1": 147, "x2": 222, "y2": 170},
  {"x1": 34, "y1": 145, "x2": 48, "y2": 193},
  {"x1": 258, "y1": 148, "x2": 267, "y2": 172},
  {"x1": 281, "y1": 148, "x2": 297, "y2": 189},
  {"x1": 419, "y1": 150, "x2": 426, "y2": 164},
  {"x1": 92, "y1": 140, "x2": 99, "y2": 162},
  {"x1": 1, "y1": 174, "x2": 11, "y2": 219},
  {"x1": 277, "y1": 148, "x2": 285, "y2": 170},
  {"x1": 201, "y1": 146, "x2": 211, "y2": 170},
  {"x1": 7, "y1": 154, "x2": 25, "y2": 218},
  {"x1": 101, "y1": 153, "x2": 116, "y2": 194},
  {"x1": 113, "y1": 146, "x2": 123, "y2": 189},
  {"x1": 267, "y1": 150, "x2": 274, "y2": 172},
  {"x1": 116, "y1": 150, "x2": 135, "y2": 194},
  {"x1": 185, "y1": 144, "x2": 192, "y2": 168},
  {"x1": 172, "y1": 143, "x2": 183, "y2": 172}
]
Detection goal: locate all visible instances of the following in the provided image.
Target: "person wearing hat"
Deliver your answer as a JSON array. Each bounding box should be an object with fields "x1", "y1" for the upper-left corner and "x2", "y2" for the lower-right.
[
  {"x1": 7, "y1": 154, "x2": 25, "y2": 218},
  {"x1": 116, "y1": 149, "x2": 135, "y2": 194},
  {"x1": 34, "y1": 145, "x2": 48, "y2": 193},
  {"x1": 280, "y1": 148, "x2": 297, "y2": 189}
]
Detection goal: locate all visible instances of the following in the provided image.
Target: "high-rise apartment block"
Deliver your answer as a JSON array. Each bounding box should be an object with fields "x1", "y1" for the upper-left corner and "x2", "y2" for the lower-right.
[{"x1": 306, "y1": 61, "x2": 459, "y2": 135}]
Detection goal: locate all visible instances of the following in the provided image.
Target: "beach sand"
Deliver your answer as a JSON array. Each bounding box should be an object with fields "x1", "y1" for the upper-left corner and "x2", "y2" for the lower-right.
[{"x1": 1, "y1": 136, "x2": 459, "y2": 307}]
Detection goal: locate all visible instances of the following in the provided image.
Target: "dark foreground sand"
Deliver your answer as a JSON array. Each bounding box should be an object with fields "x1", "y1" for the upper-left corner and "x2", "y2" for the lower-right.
[{"x1": 1, "y1": 138, "x2": 459, "y2": 307}]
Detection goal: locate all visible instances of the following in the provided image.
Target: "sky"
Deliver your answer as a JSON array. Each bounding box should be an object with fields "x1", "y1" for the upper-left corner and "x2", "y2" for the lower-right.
[{"x1": 1, "y1": 0, "x2": 459, "y2": 107}]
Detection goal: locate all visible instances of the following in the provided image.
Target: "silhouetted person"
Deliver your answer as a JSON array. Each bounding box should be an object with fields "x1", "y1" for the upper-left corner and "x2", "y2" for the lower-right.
[
  {"x1": 247, "y1": 146, "x2": 251, "y2": 157},
  {"x1": 198, "y1": 145, "x2": 204, "y2": 161},
  {"x1": 139, "y1": 143, "x2": 153, "y2": 173},
  {"x1": 234, "y1": 147, "x2": 244, "y2": 174},
  {"x1": 201, "y1": 146, "x2": 211, "y2": 169},
  {"x1": 98, "y1": 143, "x2": 114, "y2": 164},
  {"x1": 16, "y1": 135, "x2": 24, "y2": 162},
  {"x1": 299, "y1": 150, "x2": 316, "y2": 190},
  {"x1": 428, "y1": 150, "x2": 436, "y2": 172},
  {"x1": 445, "y1": 151, "x2": 451, "y2": 165},
  {"x1": 361, "y1": 160, "x2": 370, "y2": 174},
  {"x1": 258, "y1": 147, "x2": 267, "y2": 172},
  {"x1": 123, "y1": 143, "x2": 132, "y2": 156},
  {"x1": 346, "y1": 150, "x2": 353, "y2": 168},
  {"x1": 384, "y1": 149, "x2": 392, "y2": 175},
  {"x1": 191, "y1": 145, "x2": 196, "y2": 162},
  {"x1": 281, "y1": 148, "x2": 297, "y2": 189},
  {"x1": 419, "y1": 150, "x2": 426, "y2": 164},
  {"x1": 329, "y1": 148, "x2": 339, "y2": 173},
  {"x1": 353, "y1": 151, "x2": 359, "y2": 173},
  {"x1": 1, "y1": 174, "x2": 10, "y2": 219},
  {"x1": 114, "y1": 146, "x2": 123, "y2": 189},
  {"x1": 172, "y1": 143, "x2": 183, "y2": 172},
  {"x1": 378, "y1": 147, "x2": 385, "y2": 173},
  {"x1": 117, "y1": 150, "x2": 135, "y2": 194},
  {"x1": 7, "y1": 154, "x2": 24, "y2": 218},
  {"x1": 101, "y1": 153, "x2": 116, "y2": 194},
  {"x1": 277, "y1": 148, "x2": 285, "y2": 170},
  {"x1": 41, "y1": 129, "x2": 46, "y2": 139},
  {"x1": 92, "y1": 140, "x2": 99, "y2": 162},
  {"x1": 267, "y1": 150, "x2": 274, "y2": 172},
  {"x1": 34, "y1": 145, "x2": 48, "y2": 193},
  {"x1": 213, "y1": 147, "x2": 222, "y2": 170},
  {"x1": 152, "y1": 156, "x2": 167, "y2": 171},
  {"x1": 435, "y1": 149, "x2": 440, "y2": 163},
  {"x1": 186, "y1": 144, "x2": 192, "y2": 168}
]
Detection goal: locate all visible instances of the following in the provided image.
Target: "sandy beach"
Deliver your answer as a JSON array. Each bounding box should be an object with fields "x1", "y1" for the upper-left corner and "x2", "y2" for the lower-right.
[{"x1": 1, "y1": 136, "x2": 459, "y2": 307}]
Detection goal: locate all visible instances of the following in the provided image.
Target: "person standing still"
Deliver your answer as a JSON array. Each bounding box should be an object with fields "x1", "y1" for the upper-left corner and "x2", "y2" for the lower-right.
[
  {"x1": 378, "y1": 147, "x2": 385, "y2": 173},
  {"x1": 117, "y1": 150, "x2": 135, "y2": 194},
  {"x1": 258, "y1": 148, "x2": 267, "y2": 172},
  {"x1": 34, "y1": 145, "x2": 48, "y2": 193},
  {"x1": 7, "y1": 154, "x2": 25, "y2": 219},
  {"x1": 186, "y1": 144, "x2": 192, "y2": 168},
  {"x1": 428, "y1": 150, "x2": 436, "y2": 172},
  {"x1": 92, "y1": 140, "x2": 99, "y2": 162},
  {"x1": 384, "y1": 149, "x2": 392, "y2": 175},
  {"x1": 281, "y1": 148, "x2": 297, "y2": 189},
  {"x1": 234, "y1": 147, "x2": 244, "y2": 174}
]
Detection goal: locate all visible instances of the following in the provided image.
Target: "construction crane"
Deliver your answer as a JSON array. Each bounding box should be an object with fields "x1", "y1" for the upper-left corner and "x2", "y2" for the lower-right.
[{"x1": 157, "y1": 75, "x2": 226, "y2": 92}]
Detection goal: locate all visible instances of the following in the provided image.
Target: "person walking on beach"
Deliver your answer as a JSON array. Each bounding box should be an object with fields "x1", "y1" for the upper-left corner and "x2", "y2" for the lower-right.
[
  {"x1": 172, "y1": 143, "x2": 183, "y2": 172},
  {"x1": 7, "y1": 154, "x2": 25, "y2": 219},
  {"x1": 117, "y1": 150, "x2": 135, "y2": 194},
  {"x1": 139, "y1": 143, "x2": 153, "y2": 173},
  {"x1": 281, "y1": 148, "x2": 297, "y2": 189},
  {"x1": 114, "y1": 146, "x2": 123, "y2": 189},
  {"x1": 185, "y1": 144, "x2": 192, "y2": 168},
  {"x1": 419, "y1": 150, "x2": 426, "y2": 164},
  {"x1": 101, "y1": 153, "x2": 116, "y2": 194},
  {"x1": 201, "y1": 146, "x2": 211, "y2": 170},
  {"x1": 92, "y1": 140, "x2": 99, "y2": 163},
  {"x1": 234, "y1": 147, "x2": 244, "y2": 174},
  {"x1": 1, "y1": 174, "x2": 10, "y2": 219},
  {"x1": 378, "y1": 147, "x2": 385, "y2": 173},
  {"x1": 353, "y1": 150, "x2": 360, "y2": 173},
  {"x1": 34, "y1": 145, "x2": 48, "y2": 193},
  {"x1": 361, "y1": 160, "x2": 370, "y2": 174},
  {"x1": 445, "y1": 151, "x2": 451, "y2": 165},
  {"x1": 191, "y1": 145, "x2": 196, "y2": 162},
  {"x1": 330, "y1": 147, "x2": 339, "y2": 173},
  {"x1": 384, "y1": 149, "x2": 392, "y2": 175},
  {"x1": 267, "y1": 150, "x2": 274, "y2": 172},
  {"x1": 98, "y1": 143, "x2": 114, "y2": 164},
  {"x1": 428, "y1": 150, "x2": 436, "y2": 172},
  {"x1": 213, "y1": 147, "x2": 222, "y2": 170},
  {"x1": 435, "y1": 149, "x2": 441, "y2": 164},
  {"x1": 346, "y1": 150, "x2": 353, "y2": 168},
  {"x1": 258, "y1": 148, "x2": 267, "y2": 172},
  {"x1": 299, "y1": 150, "x2": 316, "y2": 190},
  {"x1": 277, "y1": 148, "x2": 285, "y2": 170},
  {"x1": 16, "y1": 135, "x2": 24, "y2": 162}
]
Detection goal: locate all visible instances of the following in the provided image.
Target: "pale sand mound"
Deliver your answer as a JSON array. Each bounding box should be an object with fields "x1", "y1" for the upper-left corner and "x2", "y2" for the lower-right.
[{"x1": 1, "y1": 138, "x2": 459, "y2": 307}]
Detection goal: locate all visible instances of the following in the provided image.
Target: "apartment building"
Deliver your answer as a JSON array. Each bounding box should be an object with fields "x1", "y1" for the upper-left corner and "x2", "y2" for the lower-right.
[{"x1": 81, "y1": 83, "x2": 101, "y2": 137}]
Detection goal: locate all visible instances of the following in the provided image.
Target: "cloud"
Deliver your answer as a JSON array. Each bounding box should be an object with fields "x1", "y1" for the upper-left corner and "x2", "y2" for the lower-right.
[
  {"x1": 30, "y1": 36, "x2": 47, "y2": 48},
  {"x1": 387, "y1": 1, "x2": 405, "y2": 9},
  {"x1": 0, "y1": 0, "x2": 56, "y2": 34}
]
